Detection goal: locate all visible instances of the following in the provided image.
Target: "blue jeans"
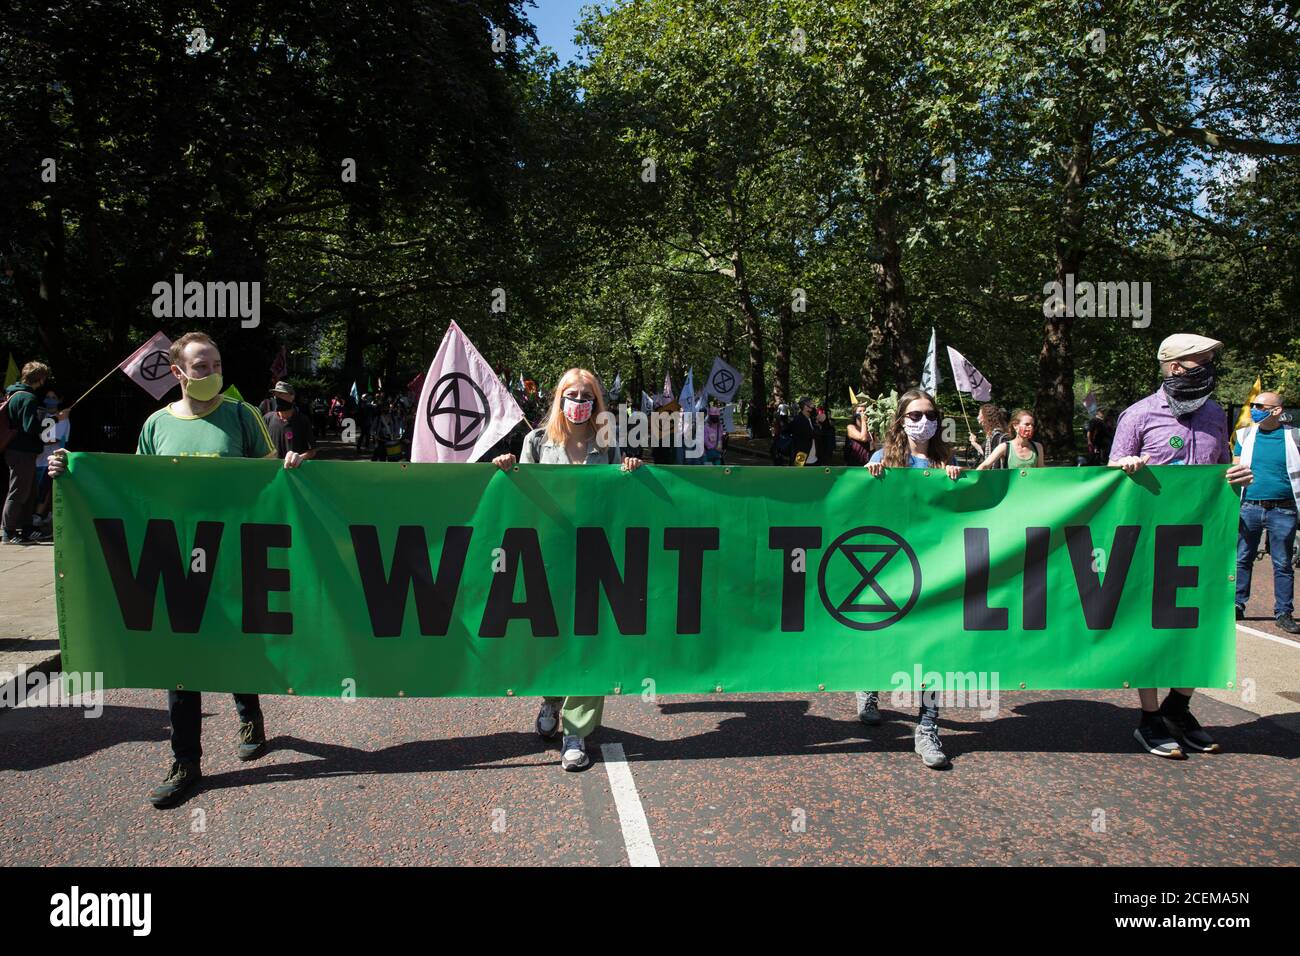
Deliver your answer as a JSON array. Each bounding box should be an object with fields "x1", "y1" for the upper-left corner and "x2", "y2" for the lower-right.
[{"x1": 1236, "y1": 502, "x2": 1297, "y2": 616}]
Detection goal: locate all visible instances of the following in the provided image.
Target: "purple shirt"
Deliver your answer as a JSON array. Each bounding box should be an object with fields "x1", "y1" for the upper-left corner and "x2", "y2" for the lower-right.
[{"x1": 1109, "y1": 391, "x2": 1230, "y2": 466}]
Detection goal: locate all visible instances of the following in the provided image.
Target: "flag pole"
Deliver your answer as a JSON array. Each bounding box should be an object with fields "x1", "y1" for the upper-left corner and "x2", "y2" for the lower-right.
[
  {"x1": 954, "y1": 388, "x2": 974, "y2": 436},
  {"x1": 65, "y1": 363, "x2": 126, "y2": 412}
]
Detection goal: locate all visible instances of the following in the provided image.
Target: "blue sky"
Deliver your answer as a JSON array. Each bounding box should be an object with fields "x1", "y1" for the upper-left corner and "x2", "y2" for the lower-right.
[{"x1": 526, "y1": 0, "x2": 594, "y2": 64}]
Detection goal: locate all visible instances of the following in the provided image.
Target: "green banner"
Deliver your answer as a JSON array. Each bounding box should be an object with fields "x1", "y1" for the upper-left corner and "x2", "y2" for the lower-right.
[{"x1": 54, "y1": 452, "x2": 1238, "y2": 697}]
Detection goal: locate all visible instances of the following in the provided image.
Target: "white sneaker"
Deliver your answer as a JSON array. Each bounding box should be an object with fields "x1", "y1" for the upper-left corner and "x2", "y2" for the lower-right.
[
  {"x1": 561, "y1": 735, "x2": 589, "y2": 771},
  {"x1": 535, "y1": 701, "x2": 560, "y2": 739},
  {"x1": 914, "y1": 723, "x2": 950, "y2": 769}
]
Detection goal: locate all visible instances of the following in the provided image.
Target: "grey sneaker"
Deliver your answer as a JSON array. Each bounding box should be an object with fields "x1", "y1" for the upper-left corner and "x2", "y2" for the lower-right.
[
  {"x1": 535, "y1": 701, "x2": 560, "y2": 739},
  {"x1": 560, "y1": 735, "x2": 589, "y2": 771},
  {"x1": 914, "y1": 723, "x2": 950, "y2": 769},
  {"x1": 855, "y1": 691, "x2": 882, "y2": 726},
  {"x1": 1135, "y1": 717, "x2": 1186, "y2": 759}
]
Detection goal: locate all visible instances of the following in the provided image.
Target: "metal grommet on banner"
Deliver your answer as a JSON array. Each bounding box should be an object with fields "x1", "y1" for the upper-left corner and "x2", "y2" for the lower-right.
[
  {"x1": 724, "y1": 467, "x2": 732, "y2": 475},
  {"x1": 176, "y1": 684, "x2": 184, "y2": 690},
  {"x1": 1227, "y1": 574, "x2": 1235, "y2": 581},
  {"x1": 1226, "y1": 681, "x2": 1235, "y2": 689},
  {"x1": 398, "y1": 690, "x2": 406, "y2": 698},
  {"x1": 1019, "y1": 682, "x2": 1026, "y2": 689},
  {"x1": 58, "y1": 571, "x2": 64, "y2": 579},
  {"x1": 817, "y1": 683, "x2": 825, "y2": 691},
  {"x1": 286, "y1": 687, "x2": 294, "y2": 695},
  {"x1": 172, "y1": 458, "x2": 179, "y2": 464},
  {"x1": 1122, "y1": 681, "x2": 1130, "y2": 689},
  {"x1": 1020, "y1": 470, "x2": 1028, "y2": 476},
  {"x1": 401, "y1": 463, "x2": 408, "y2": 470},
  {"x1": 714, "y1": 684, "x2": 723, "y2": 693},
  {"x1": 823, "y1": 467, "x2": 830, "y2": 474},
  {"x1": 613, "y1": 684, "x2": 622, "y2": 695},
  {"x1": 512, "y1": 466, "x2": 519, "y2": 473},
  {"x1": 506, "y1": 688, "x2": 514, "y2": 696},
  {"x1": 923, "y1": 470, "x2": 931, "y2": 476}
]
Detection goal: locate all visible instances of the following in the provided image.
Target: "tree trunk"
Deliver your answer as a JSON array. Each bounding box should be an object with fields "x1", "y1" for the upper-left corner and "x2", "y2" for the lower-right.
[
  {"x1": 860, "y1": 156, "x2": 917, "y2": 396},
  {"x1": 773, "y1": 302, "x2": 792, "y2": 406},
  {"x1": 733, "y1": 252, "x2": 767, "y2": 438},
  {"x1": 1036, "y1": 118, "x2": 1094, "y2": 459}
]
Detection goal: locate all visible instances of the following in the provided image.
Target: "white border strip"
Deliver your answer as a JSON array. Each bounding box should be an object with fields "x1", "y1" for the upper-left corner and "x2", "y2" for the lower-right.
[
  {"x1": 600, "y1": 743, "x2": 660, "y2": 867},
  {"x1": 1237, "y1": 623, "x2": 1300, "y2": 650}
]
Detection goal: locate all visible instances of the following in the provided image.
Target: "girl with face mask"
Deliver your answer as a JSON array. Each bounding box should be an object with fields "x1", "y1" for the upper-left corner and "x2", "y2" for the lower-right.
[
  {"x1": 976, "y1": 409, "x2": 1045, "y2": 470},
  {"x1": 859, "y1": 389, "x2": 962, "y2": 769},
  {"x1": 491, "y1": 368, "x2": 645, "y2": 771}
]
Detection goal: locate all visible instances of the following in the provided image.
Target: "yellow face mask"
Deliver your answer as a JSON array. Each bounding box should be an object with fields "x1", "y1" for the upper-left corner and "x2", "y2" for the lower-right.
[{"x1": 183, "y1": 372, "x2": 223, "y2": 402}]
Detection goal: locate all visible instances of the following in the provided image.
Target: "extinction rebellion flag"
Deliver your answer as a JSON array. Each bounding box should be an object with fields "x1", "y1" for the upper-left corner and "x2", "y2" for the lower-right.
[
  {"x1": 119, "y1": 331, "x2": 177, "y2": 401},
  {"x1": 410, "y1": 321, "x2": 526, "y2": 463}
]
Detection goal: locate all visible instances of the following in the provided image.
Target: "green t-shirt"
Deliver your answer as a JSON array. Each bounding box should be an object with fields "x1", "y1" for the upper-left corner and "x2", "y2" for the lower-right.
[{"x1": 137, "y1": 396, "x2": 276, "y2": 459}]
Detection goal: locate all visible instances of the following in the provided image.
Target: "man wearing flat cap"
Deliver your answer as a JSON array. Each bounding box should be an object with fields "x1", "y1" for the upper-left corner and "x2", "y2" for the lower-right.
[
  {"x1": 263, "y1": 381, "x2": 316, "y2": 462},
  {"x1": 1109, "y1": 333, "x2": 1253, "y2": 759}
]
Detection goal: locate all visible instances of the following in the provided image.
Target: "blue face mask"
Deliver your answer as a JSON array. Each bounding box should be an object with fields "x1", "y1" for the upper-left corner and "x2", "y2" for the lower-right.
[{"x1": 1251, "y1": 407, "x2": 1271, "y2": 423}]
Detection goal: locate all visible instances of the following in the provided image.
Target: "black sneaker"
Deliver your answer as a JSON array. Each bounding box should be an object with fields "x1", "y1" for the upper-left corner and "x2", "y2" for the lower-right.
[
  {"x1": 236, "y1": 717, "x2": 267, "y2": 761},
  {"x1": 1275, "y1": 613, "x2": 1300, "y2": 635},
  {"x1": 1134, "y1": 718, "x2": 1185, "y2": 759},
  {"x1": 148, "y1": 760, "x2": 201, "y2": 807},
  {"x1": 1235, "y1": 605, "x2": 1245, "y2": 621},
  {"x1": 1160, "y1": 708, "x2": 1220, "y2": 754}
]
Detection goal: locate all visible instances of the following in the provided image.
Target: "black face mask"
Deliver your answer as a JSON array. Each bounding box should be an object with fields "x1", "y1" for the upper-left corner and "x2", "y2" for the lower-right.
[
  {"x1": 275, "y1": 398, "x2": 293, "y2": 412},
  {"x1": 1162, "y1": 362, "x2": 1216, "y2": 417}
]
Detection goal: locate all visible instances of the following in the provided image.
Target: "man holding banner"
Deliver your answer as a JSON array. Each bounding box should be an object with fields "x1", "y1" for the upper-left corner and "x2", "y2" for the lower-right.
[
  {"x1": 49, "y1": 331, "x2": 305, "y2": 807},
  {"x1": 1109, "y1": 333, "x2": 1253, "y2": 759}
]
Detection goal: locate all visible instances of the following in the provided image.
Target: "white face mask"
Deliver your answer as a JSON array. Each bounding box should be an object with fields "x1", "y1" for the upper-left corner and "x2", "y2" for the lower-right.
[{"x1": 903, "y1": 417, "x2": 938, "y2": 442}]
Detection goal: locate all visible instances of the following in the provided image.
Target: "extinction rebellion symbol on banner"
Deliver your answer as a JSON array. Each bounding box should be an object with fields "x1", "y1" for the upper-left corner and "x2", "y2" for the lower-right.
[{"x1": 817, "y1": 526, "x2": 922, "y2": 630}]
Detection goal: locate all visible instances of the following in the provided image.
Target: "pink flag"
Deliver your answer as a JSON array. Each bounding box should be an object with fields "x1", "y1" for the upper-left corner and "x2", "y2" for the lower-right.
[
  {"x1": 410, "y1": 321, "x2": 526, "y2": 463},
  {"x1": 269, "y1": 345, "x2": 288, "y2": 382},
  {"x1": 1082, "y1": 391, "x2": 1098, "y2": 416},
  {"x1": 945, "y1": 346, "x2": 992, "y2": 402},
  {"x1": 120, "y1": 331, "x2": 177, "y2": 401}
]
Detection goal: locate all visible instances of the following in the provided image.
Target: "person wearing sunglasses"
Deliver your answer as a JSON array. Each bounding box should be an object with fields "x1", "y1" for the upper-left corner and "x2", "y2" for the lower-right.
[
  {"x1": 1232, "y1": 390, "x2": 1300, "y2": 635},
  {"x1": 859, "y1": 388, "x2": 962, "y2": 768},
  {"x1": 975, "y1": 408, "x2": 1044, "y2": 470},
  {"x1": 492, "y1": 367, "x2": 645, "y2": 771},
  {"x1": 1109, "y1": 333, "x2": 1254, "y2": 759}
]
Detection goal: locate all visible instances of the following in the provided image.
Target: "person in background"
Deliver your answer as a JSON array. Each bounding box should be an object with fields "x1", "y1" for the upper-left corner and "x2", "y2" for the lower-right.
[
  {"x1": 48, "y1": 331, "x2": 307, "y2": 807},
  {"x1": 771, "y1": 403, "x2": 793, "y2": 465},
  {"x1": 1109, "y1": 333, "x2": 1253, "y2": 759},
  {"x1": 844, "y1": 401, "x2": 874, "y2": 466},
  {"x1": 264, "y1": 381, "x2": 316, "y2": 462},
  {"x1": 31, "y1": 386, "x2": 70, "y2": 532},
  {"x1": 1084, "y1": 408, "x2": 1109, "y2": 466},
  {"x1": 976, "y1": 408, "x2": 1044, "y2": 469},
  {"x1": 789, "y1": 397, "x2": 818, "y2": 466},
  {"x1": 816, "y1": 406, "x2": 837, "y2": 465},
  {"x1": 3, "y1": 361, "x2": 55, "y2": 545},
  {"x1": 1232, "y1": 390, "x2": 1300, "y2": 634},
  {"x1": 859, "y1": 387, "x2": 963, "y2": 769},
  {"x1": 703, "y1": 405, "x2": 725, "y2": 465},
  {"x1": 968, "y1": 403, "x2": 1009, "y2": 468},
  {"x1": 491, "y1": 367, "x2": 645, "y2": 772}
]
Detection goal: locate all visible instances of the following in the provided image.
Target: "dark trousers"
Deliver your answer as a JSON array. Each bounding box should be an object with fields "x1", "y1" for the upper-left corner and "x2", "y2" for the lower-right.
[
  {"x1": 167, "y1": 690, "x2": 262, "y2": 763},
  {"x1": 1236, "y1": 502, "x2": 1298, "y2": 617},
  {"x1": 2, "y1": 448, "x2": 38, "y2": 536}
]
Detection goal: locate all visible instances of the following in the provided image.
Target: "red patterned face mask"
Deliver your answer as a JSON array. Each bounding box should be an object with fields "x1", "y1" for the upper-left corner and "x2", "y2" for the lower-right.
[{"x1": 563, "y1": 396, "x2": 593, "y2": 424}]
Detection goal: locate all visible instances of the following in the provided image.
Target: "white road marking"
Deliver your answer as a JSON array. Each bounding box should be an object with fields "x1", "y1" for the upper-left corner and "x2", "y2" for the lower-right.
[
  {"x1": 1237, "y1": 623, "x2": 1300, "y2": 650},
  {"x1": 600, "y1": 743, "x2": 660, "y2": 867}
]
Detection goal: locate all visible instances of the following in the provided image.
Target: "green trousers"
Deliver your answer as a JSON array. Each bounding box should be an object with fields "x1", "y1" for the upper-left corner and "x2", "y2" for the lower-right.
[{"x1": 543, "y1": 696, "x2": 604, "y2": 738}]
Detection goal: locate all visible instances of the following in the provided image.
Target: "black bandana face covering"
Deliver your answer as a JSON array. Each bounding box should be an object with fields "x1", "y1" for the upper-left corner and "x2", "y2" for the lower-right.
[{"x1": 1162, "y1": 362, "x2": 1216, "y2": 417}]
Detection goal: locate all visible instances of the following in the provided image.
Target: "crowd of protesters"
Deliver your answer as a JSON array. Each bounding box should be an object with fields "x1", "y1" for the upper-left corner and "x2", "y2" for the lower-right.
[{"x1": 5, "y1": 327, "x2": 1294, "y2": 804}]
